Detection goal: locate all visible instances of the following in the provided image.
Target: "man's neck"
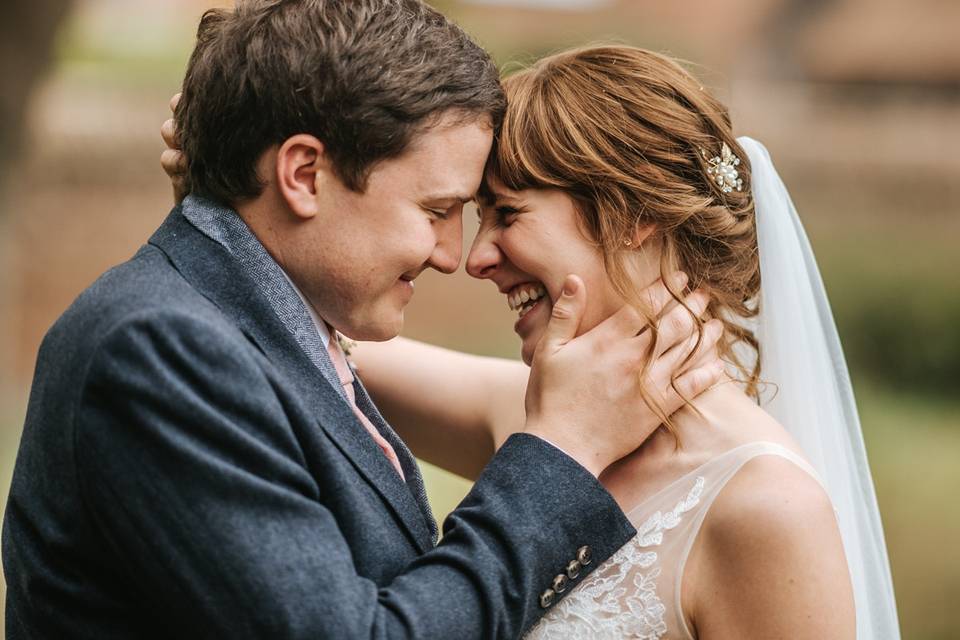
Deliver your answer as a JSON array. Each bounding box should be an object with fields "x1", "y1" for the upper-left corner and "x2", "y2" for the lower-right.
[{"x1": 234, "y1": 194, "x2": 292, "y2": 274}]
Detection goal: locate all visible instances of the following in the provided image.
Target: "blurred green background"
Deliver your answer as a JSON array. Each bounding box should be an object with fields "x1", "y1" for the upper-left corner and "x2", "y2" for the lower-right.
[{"x1": 1, "y1": 0, "x2": 957, "y2": 638}]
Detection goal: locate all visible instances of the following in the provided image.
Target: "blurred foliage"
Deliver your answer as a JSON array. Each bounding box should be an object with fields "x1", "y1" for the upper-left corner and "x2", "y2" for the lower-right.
[
  {"x1": 835, "y1": 279, "x2": 960, "y2": 398},
  {"x1": 807, "y1": 205, "x2": 959, "y2": 399}
]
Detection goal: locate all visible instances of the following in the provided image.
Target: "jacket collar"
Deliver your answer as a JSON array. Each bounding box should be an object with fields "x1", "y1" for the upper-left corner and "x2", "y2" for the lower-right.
[{"x1": 149, "y1": 206, "x2": 436, "y2": 553}]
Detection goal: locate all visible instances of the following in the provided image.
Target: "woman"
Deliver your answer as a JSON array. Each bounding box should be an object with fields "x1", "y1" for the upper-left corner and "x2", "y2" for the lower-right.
[
  {"x1": 351, "y1": 46, "x2": 899, "y2": 639},
  {"x1": 162, "y1": 46, "x2": 899, "y2": 638}
]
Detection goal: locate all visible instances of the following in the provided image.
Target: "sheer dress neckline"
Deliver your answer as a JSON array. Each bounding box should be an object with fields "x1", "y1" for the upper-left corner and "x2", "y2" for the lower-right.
[
  {"x1": 524, "y1": 440, "x2": 824, "y2": 640},
  {"x1": 623, "y1": 440, "x2": 811, "y2": 521}
]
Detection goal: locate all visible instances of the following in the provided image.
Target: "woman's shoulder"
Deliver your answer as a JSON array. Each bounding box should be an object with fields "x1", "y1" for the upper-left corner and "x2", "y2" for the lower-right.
[
  {"x1": 706, "y1": 450, "x2": 833, "y2": 538},
  {"x1": 682, "y1": 446, "x2": 853, "y2": 638}
]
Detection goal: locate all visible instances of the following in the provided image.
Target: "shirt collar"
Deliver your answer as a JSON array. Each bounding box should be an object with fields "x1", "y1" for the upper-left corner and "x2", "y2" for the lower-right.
[{"x1": 278, "y1": 268, "x2": 331, "y2": 348}]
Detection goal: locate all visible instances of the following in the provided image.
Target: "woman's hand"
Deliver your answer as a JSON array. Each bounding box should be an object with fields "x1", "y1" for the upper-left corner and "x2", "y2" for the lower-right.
[{"x1": 160, "y1": 93, "x2": 189, "y2": 205}]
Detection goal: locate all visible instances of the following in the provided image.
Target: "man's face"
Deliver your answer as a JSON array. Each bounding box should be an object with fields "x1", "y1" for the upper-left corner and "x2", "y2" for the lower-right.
[{"x1": 302, "y1": 114, "x2": 493, "y2": 341}]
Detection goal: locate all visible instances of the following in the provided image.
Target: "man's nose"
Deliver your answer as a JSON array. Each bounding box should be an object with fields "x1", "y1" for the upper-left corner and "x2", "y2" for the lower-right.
[
  {"x1": 428, "y1": 217, "x2": 463, "y2": 275},
  {"x1": 466, "y1": 225, "x2": 500, "y2": 280}
]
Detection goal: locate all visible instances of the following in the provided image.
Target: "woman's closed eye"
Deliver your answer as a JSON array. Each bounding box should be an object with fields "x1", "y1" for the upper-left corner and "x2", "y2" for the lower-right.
[{"x1": 494, "y1": 205, "x2": 521, "y2": 226}]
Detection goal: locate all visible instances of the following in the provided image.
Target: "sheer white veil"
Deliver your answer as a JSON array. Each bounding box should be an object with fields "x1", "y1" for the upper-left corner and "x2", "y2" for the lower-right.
[{"x1": 736, "y1": 136, "x2": 900, "y2": 638}]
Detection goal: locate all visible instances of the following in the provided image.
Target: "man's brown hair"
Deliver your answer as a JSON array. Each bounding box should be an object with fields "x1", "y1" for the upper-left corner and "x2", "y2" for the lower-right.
[{"x1": 177, "y1": 0, "x2": 505, "y2": 204}]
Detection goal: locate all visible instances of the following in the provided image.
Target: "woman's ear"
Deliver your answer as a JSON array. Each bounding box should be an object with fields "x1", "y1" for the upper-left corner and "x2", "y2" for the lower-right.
[
  {"x1": 633, "y1": 223, "x2": 656, "y2": 247},
  {"x1": 276, "y1": 134, "x2": 329, "y2": 220},
  {"x1": 624, "y1": 224, "x2": 656, "y2": 248}
]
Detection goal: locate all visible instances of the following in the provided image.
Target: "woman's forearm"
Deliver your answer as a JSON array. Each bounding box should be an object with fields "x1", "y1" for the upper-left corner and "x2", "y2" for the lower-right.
[{"x1": 350, "y1": 337, "x2": 527, "y2": 480}]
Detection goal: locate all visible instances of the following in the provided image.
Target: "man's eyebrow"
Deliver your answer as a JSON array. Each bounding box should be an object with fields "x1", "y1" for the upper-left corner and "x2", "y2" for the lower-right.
[{"x1": 421, "y1": 192, "x2": 475, "y2": 203}]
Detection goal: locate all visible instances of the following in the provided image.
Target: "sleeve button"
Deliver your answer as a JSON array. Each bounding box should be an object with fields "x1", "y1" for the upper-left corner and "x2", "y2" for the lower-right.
[
  {"x1": 552, "y1": 574, "x2": 569, "y2": 593},
  {"x1": 577, "y1": 545, "x2": 593, "y2": 566},
  {"x1": 566, "y1": 559, "x2": 582, "y2": 579},
  {"x1": 539, "y1": 588, "x2": 556, "y2": 608}
]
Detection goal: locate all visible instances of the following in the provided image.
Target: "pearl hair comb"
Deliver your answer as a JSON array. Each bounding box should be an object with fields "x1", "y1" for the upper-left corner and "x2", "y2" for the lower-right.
[{"x1": 701, "y1": 142, "x2": 743, "y2": 194}]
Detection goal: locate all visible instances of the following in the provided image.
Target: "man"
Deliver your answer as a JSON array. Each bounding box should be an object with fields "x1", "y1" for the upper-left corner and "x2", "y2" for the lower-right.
[{"x1": 3, "y1": 1, "x2": 721, "y2": 637}]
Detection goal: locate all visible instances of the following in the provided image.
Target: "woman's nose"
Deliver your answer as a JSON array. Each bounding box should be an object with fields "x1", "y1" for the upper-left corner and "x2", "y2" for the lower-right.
[{"x1": 466, "y1": 226, "x2": 501, "y2": 280}]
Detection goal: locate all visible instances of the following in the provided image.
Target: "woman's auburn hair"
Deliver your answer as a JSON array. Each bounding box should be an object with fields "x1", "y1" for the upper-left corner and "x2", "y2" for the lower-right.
[{"x1": 487, "y1": 45, "x2": 763, "y2": 426}]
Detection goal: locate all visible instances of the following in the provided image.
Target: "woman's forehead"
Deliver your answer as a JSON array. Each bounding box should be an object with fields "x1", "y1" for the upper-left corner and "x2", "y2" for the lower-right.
[{"x1": 479, "y1": 172, "x2": 525, "y2": 204}]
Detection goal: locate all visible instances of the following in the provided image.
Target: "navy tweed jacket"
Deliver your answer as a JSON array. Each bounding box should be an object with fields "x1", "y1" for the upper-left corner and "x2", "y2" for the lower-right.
[{"x1": 2, "y1": 204, "x2": 635, "y2": 639}]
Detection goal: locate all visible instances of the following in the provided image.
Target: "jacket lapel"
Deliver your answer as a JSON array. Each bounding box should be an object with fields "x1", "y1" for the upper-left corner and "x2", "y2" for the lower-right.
[
  {"x1": 352, "y1": 376, "x2": 438, "y2": 543},
  {"x1": 148, "y1": 208, "x2": 435, "y2": 553}
]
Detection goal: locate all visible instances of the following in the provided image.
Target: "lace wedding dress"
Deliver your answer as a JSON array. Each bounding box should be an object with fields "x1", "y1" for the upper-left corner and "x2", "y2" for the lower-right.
[{"x1": 525, "y1": 442, "x2": 822, "y2": 640}]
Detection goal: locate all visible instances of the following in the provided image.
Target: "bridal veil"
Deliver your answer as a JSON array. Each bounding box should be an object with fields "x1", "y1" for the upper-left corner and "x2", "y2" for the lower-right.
[{"x1": 737, "y1": 136, "x2": 901, "y2": 638}]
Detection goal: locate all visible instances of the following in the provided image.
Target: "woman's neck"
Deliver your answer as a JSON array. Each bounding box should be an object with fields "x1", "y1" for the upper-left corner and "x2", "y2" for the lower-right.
[{"x1": 600, "y1": 373, "x2": 768, "y2": 505}]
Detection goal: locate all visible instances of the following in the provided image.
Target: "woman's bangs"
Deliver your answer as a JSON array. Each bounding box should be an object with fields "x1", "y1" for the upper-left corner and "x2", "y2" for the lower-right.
[{"x1": 486, "y1": 71, "x2": 564, "y2": 193}]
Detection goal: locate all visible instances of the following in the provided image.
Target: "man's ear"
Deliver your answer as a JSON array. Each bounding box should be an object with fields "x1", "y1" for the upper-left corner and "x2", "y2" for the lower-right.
[{"x1": 276, "y1": 134, "x2": 329, "y2": 220}]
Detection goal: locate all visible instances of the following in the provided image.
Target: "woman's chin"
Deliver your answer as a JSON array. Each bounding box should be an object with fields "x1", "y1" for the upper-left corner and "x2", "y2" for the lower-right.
[
  {"x1": 519, "y1": 330, "x2": 543, "y2": 366},
  {"x1": 520, "y1": 342, "x2": 534, "y2": 366}
]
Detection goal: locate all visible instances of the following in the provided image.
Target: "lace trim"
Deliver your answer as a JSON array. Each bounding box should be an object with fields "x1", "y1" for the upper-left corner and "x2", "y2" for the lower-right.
[{"x1": 525, "y1": 477, "x2": 705, "y2": 640}]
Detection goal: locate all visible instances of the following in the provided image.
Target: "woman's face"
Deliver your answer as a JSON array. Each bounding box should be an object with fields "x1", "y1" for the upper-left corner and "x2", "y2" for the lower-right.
[{"x1": 467, "y1": 175, "x2": 643, "y2": 365}]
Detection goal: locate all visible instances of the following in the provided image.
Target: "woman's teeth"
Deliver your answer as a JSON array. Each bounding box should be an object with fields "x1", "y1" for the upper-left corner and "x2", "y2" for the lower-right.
[
  {"x1": 508, "y1": 283, "x2": 547, "y2": 317},
  {"x1": 518, "y1": 300, "x2": 539, "y2": 318}
]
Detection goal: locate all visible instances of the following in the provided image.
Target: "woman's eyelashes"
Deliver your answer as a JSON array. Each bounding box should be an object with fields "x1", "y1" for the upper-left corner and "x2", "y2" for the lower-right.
[
  {"x1": 494, "y1": 204, "x2": 520, "y2": 226},
  {"x1": 476, "y1": 201, "x2": 522, "y2": 228}
]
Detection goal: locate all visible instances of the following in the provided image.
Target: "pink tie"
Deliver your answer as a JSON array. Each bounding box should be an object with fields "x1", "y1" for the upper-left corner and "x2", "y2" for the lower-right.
[{"x1": 326, "y1": 333, "x2": 406, "y2": 481}]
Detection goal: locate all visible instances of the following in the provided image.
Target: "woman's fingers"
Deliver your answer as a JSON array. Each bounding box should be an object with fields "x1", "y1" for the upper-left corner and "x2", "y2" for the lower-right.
[
  {"x1": 161, "y1": 117, "x2": 179, "y2": 149},
  {"x1": 162, "y1": 93, "x2": 188, "y2": 204},
  {"x1": 161, "y1": 148, "x2": 189, "y2": 205},
  {"x1": 160, "y1": 149, "x2": 186, "y2": 178}
]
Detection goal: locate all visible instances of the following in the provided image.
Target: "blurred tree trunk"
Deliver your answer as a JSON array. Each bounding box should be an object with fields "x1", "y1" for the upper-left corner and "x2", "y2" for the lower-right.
[
  {"x1": 765, "y1": 0, "x2": 835, "y2": 78},
  {"x1": 0, "y1": 0, "x2": 73, "y2": 196},
  {"x1": 0, "y1": 0, "x2": 71, "y2": 391}
]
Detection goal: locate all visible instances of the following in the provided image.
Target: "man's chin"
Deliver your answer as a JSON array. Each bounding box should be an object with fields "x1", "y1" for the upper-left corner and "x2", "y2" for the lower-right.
[{"x1": 339, "y1": 311, "x2": 404, "y2": 342}]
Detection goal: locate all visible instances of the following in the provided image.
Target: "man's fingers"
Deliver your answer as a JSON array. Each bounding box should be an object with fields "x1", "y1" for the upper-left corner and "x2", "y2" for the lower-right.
[
  {"x1": 676, "y1": 319, "x2": 724, "y2": 373},
  {"x1": 161, "y1": 149, "x2": 186, "y2": 178},
  {"x1": 170, "y1": 92, "x2": 181, "y2": 113},
  {"x1": 161, "y1": 118, "x2": 180, "y2": 149},
  {"x1": 648, "y1": 289, "x2": 709, "y2": 356},
  {"x1": 638, "y1": 271, "x2": 689, "y2": 318},
  {"x1": 537, "y1": 275, "x2": 587, "y2": 354},
  {"x1": 666, "y1": 357, "x2": 725, "y2": 408},
  {"x1": 596, "y1": 271, "x2": 689, "y2": 341},
  {"x1": 655, "y1": 318, "x2": 723, "y2": 379}
]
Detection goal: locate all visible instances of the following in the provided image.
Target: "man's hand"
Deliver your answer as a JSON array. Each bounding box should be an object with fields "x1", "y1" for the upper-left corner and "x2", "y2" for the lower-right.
[
  {"x1": 524, "y1": 273, "x2": 723, "y2": 477},
  {"x1": 160, "y1": 93, "x2": 189, "y2": 204}
]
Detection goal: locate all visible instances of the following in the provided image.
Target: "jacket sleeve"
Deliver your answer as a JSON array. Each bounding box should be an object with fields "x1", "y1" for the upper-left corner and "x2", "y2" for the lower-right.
[{"x1": 74, "y1": 310, "x2": 636, "y2": 639}]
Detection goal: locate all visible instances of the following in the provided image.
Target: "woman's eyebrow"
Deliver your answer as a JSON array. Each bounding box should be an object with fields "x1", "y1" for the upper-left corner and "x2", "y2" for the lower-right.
[{"x1": 493, "y1": 194, "x2": 523, "y2": 206}]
